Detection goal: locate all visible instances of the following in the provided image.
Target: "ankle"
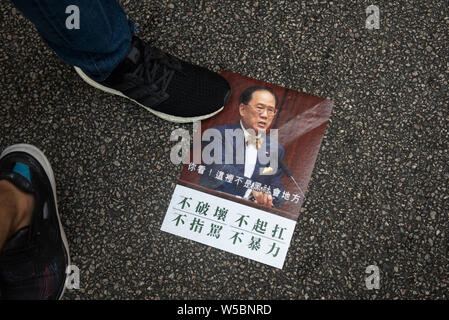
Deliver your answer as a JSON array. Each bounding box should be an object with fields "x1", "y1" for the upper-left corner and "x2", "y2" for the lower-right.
[{"x1": 0, "y1": 180, "x2": 34, "y2": 237}]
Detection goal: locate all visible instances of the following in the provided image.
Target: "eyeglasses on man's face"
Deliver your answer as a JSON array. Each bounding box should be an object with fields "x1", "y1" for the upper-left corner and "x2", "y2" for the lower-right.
[{"x1": 245, "y1": 103, "x2": 277, "y2": 116}]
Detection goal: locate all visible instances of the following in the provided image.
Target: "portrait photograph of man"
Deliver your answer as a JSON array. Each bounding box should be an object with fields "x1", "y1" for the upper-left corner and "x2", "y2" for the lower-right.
[{"x1": 199, "y1": 85, "x2": 285, "y2": 208}]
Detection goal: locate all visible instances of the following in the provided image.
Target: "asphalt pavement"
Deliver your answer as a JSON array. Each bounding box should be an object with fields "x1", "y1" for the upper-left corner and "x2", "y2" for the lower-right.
[{"x1": 0, "y1": 0, "x2": 448, "y2": 299}]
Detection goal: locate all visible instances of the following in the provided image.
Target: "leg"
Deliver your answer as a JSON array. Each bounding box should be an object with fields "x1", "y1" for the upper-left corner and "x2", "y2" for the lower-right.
[{"x1": 11, "y1": 0, "x2": 135, "y2": 81}]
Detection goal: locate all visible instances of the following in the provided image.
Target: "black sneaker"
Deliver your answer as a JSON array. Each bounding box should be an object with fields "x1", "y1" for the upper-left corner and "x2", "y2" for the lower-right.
[
  {"x1": 0, "y1": 144, "x2": 70, "y2": 300},
  {"x1": 75, "y1": 36, "x2": 231, "y2": 123}
]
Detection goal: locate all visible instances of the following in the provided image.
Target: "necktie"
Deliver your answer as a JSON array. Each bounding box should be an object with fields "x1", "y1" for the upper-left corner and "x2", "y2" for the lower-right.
[{"x1": 246, "y1": 136, "x2": 264, "y2": 149}]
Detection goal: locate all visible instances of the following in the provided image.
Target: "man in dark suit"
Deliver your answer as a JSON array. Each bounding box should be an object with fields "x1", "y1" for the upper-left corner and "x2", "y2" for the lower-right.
[{"x1": 199, "y1": 86, "x2": 285, "y2": 208}]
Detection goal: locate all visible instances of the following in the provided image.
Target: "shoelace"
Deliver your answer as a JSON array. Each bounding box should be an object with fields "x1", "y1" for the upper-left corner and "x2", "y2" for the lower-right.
[{"x1": 132, "y1": 43, "x2": 182, "y2": 97}]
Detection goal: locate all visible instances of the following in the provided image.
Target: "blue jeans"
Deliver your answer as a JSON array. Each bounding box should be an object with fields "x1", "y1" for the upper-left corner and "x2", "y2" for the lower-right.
[{"x1": 11, "y1": 0, "x2": 136, "y2": 81}]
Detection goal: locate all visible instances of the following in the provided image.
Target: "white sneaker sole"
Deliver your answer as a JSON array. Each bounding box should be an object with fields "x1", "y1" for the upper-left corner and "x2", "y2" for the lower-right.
[
  {"x1": 74, "y1": 66, "x2": 224, "y2": 123},
  {"x1": 0, "y1": 144, "x2": 71, "y2": 300}
]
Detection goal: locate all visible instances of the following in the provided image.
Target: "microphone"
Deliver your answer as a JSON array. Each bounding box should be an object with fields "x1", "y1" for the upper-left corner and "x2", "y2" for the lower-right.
[{"x1": 278, "y1": 158, "x2": 305, "y2": 198}]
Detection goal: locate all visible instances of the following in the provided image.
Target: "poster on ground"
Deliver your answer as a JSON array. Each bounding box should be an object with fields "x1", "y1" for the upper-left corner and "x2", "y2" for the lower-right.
[{"x1": 161, "y1": 71, "x2": 334, "y2": 269}]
